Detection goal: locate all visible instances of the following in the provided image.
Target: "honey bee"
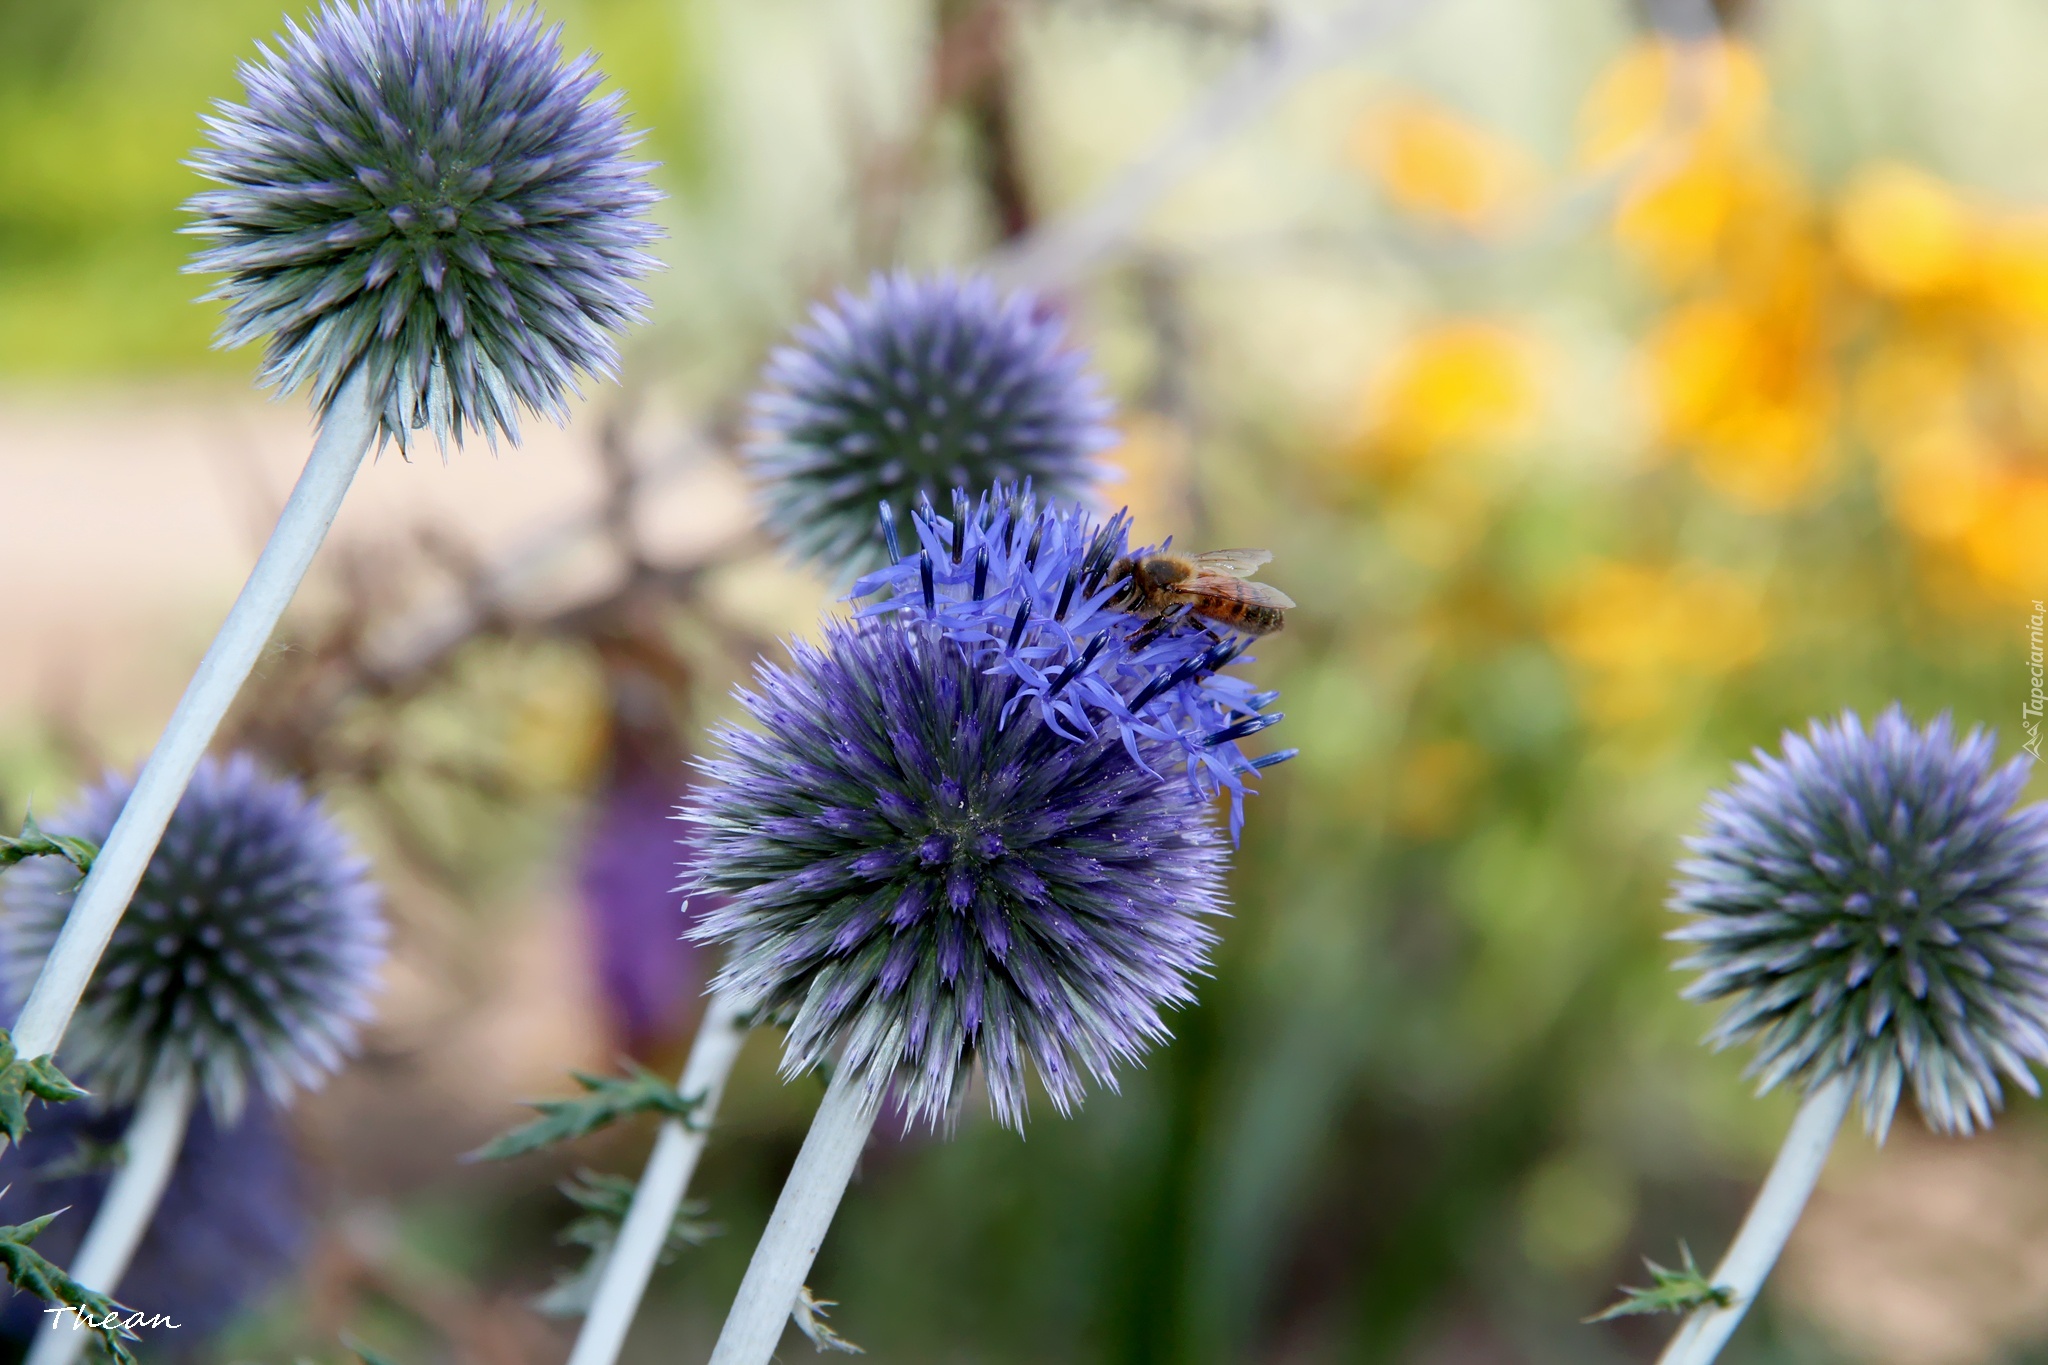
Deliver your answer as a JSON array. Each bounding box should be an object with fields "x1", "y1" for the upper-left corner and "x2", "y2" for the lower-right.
[{"x1": 1106, "y1": 548, "x2": 1296, "y2": 637}]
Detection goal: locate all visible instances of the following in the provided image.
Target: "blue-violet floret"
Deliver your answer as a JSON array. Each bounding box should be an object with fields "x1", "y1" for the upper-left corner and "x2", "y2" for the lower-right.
[{"x1": 851, "y1": 484, "x2": 1293, "y2": 838}]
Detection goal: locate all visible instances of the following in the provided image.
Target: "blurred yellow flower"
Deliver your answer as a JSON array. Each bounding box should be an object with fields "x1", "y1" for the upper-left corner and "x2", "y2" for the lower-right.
[
  {"x1": 1835, "y1": 163, "x2": 1976, "y2": 301},
  {"x1": 1357, "y1": 321, "x2": 1544, "y2": 470},
  {"x1": 1878, "y1": 420, "x2": 1995, "y2": 545},
  {"x1": 1850, "y1": 322, "x2": 2048, "y2": 602},
  {"x1": 1549, "y1": 561, "x2": 1767, "y2": 728},
  {"x1": 1577, "y1": 37, "x2": 1768, "y2": 172},
  {"x1": 1852, "y1": 333, "x2": 1974, "y2": 447},
  {"x1": 1614, "y1": 145, "x2": 1805, "y2": 287},
  {"x1": 1353, "y1": 95, "x2": 1540, "y2": 230},
  {"x1": 1642, "y1": 275, "x2": 1837, "y2": 510},
  {"x1": 1960, "y1": 472, "x2": 2048, "y2": 599},
  {"x1": 1586, "y1": 39, "x2": 1794, "y2": 288},
  {"x1": 1975, "y1": 217, "x2": 2048, "y2": 330}
]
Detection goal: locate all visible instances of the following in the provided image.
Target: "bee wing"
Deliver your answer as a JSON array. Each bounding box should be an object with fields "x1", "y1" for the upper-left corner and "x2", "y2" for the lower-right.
[
  {"x1": 1188, "y1": 549, "x2": 1273, "y2": 579},
  {"x1": 1185, "y1": 575, "x2": 1296, "y2": 610}
]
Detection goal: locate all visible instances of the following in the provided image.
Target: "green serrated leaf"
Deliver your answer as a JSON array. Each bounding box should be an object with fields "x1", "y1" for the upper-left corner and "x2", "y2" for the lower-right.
[
  {"x1": 0, "y1": 1030, "x2": 89, "y2": 1144},
  {"x1": 464, "y1": 1064, "x2": 705, "y2": 1162},
  {"x1": 0, "y1": 814, "x2": 98, "y2": 876},
  {"x1": 341, "y1": 1332, "x2": 405, "y2": 1365},
  {"x1": 792, "y1": 1285, "x2": 863, "y2": 1355},
  {"x1": 555, "y1": 1169, "x2": 714, "y2": 1258},
  {"x1": 530, "y1": 1171, "x2": 717, "y2": 1319},
  {"x1": 1584, "y1": 1242, "x2": 1734, "y2": 1323},
  {"x1": 0, "y1": 1210, "x2": 138, "y2": 1364}
]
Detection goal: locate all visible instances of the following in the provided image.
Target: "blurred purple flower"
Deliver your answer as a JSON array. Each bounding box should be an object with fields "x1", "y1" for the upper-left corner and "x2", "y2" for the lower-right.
[
  {"x1": 576, "y1": 760, "x2": 716, "y2": 1055},
  {"x1": 0, "y1": 1097, "x2": 308, "y2": 1356},
  {"x1": 0, "y1": 754, "x2": 386, "y2": 1122}
]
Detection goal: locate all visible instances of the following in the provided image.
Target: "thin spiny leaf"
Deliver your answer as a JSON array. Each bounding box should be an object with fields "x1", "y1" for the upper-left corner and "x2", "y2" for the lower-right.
[
  {"x1": 1584, "y1": 1243, "x2": 1733, "y2": 1323},
  {"x1": 465, "y1": 1065, "x2": 706, "y2": 1162},
  {"x1": 0, "y1": 815, "x2": 96, "y2": 875},
  {"x1": 0, "y1": 1030, "x2": 88, "y2": 1144},
  {"x1": 0, "y1": 1211, "x2": 138, "y2": 1364}
]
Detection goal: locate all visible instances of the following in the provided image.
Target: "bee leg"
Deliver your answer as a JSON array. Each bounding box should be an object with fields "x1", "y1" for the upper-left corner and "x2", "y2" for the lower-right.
[{"x1": 1126, "y1": 613, "x2": 1173, "y2": 651}]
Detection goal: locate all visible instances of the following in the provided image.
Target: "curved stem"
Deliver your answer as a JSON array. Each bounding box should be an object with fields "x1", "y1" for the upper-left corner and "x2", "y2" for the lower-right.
[
  {"x1": 25, "y1": 1066, "x2": 197, "y2": 1365},
  {"x1": 9, "y1": 375, "x2": 378, "y2": 1073},
  {"x1": 565, "y1": 991, "x2": 749, "y2": 1365},
  {"x1": 706, "y1": 1063, "x2": 883, "y2": 1365},
  {"x1": 1657, "y1": 1076, "x2": 1852, "y2": 1365}
]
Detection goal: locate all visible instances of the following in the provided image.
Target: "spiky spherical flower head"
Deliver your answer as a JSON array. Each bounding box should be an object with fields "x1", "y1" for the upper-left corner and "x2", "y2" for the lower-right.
[
  {"x1": 746, "y1": 273, "x2": 1114, "y2": 576},
  {"x1": 185, "y1": 0, "x2": 663, "y2": 452},
  {"x1": 1671, "y1": 706, "x2": 2048, "y2": 1137},
  {"x1": 1, "y1": 755, "x2": 387, "y2": 1121},
  {"x1": 686, "y1": 618, "x2": 1229, "y2": 1129}
]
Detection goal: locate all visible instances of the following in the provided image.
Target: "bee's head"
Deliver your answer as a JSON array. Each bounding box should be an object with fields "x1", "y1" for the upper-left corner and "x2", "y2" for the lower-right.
[{"x1": 1104, "y1": 555, "x2": 1139, "y2": 604}]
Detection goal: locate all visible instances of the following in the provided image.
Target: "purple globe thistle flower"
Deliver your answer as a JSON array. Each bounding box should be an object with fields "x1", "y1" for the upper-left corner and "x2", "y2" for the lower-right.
[
  {"x1": 851, "y1": 484, "x2": 1294, "y2": 838},
  {"x1": 0, "y1": 755, "x2": 387, "y2": 1121},
  {"x1": 746, "y1": 273, "x2": 1115, "y2": 576},
  {"x1": 0, "y1": 1097, "x2": 307, "y2": 1356},
  {"x1": 184, "y1": 0, "x2": 663, "y2": 451},
  {"x1": 1671, "y1": 706, "x2": 2048, "y2": 1137},
  {"x1": 685, "y1": 617, "x2": 1230, "y2": 1129}
]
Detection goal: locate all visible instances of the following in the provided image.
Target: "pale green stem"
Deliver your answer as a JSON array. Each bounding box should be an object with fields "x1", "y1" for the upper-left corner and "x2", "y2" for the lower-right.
[
  {"x1": 8, "y1": 375, "x2": 378, "y2": 1080},
  {"x1": 565, "y1": 991, "x2": 749, "y2": 1365},
  {"x1": 1657, "y1": 1075, "x2": 1852, "y2": 1365},
  {"x1": 705, "y1": 1063, "x2": 883, "y2": 1365},
  {"x1": 25, "y1": 1066, "x2": 197, "y2": 1365}
]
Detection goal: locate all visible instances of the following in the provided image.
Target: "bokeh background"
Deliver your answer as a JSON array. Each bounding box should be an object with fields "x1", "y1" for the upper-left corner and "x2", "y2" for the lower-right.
[{"x1": 4, "y1": 0, "x2": 2048, "y2": 1361}]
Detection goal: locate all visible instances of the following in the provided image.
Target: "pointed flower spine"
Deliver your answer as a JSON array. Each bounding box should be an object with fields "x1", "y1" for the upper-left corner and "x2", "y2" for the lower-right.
[{"x1": 746, "y1": 273, "x2": 1115, "y2": 576}]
